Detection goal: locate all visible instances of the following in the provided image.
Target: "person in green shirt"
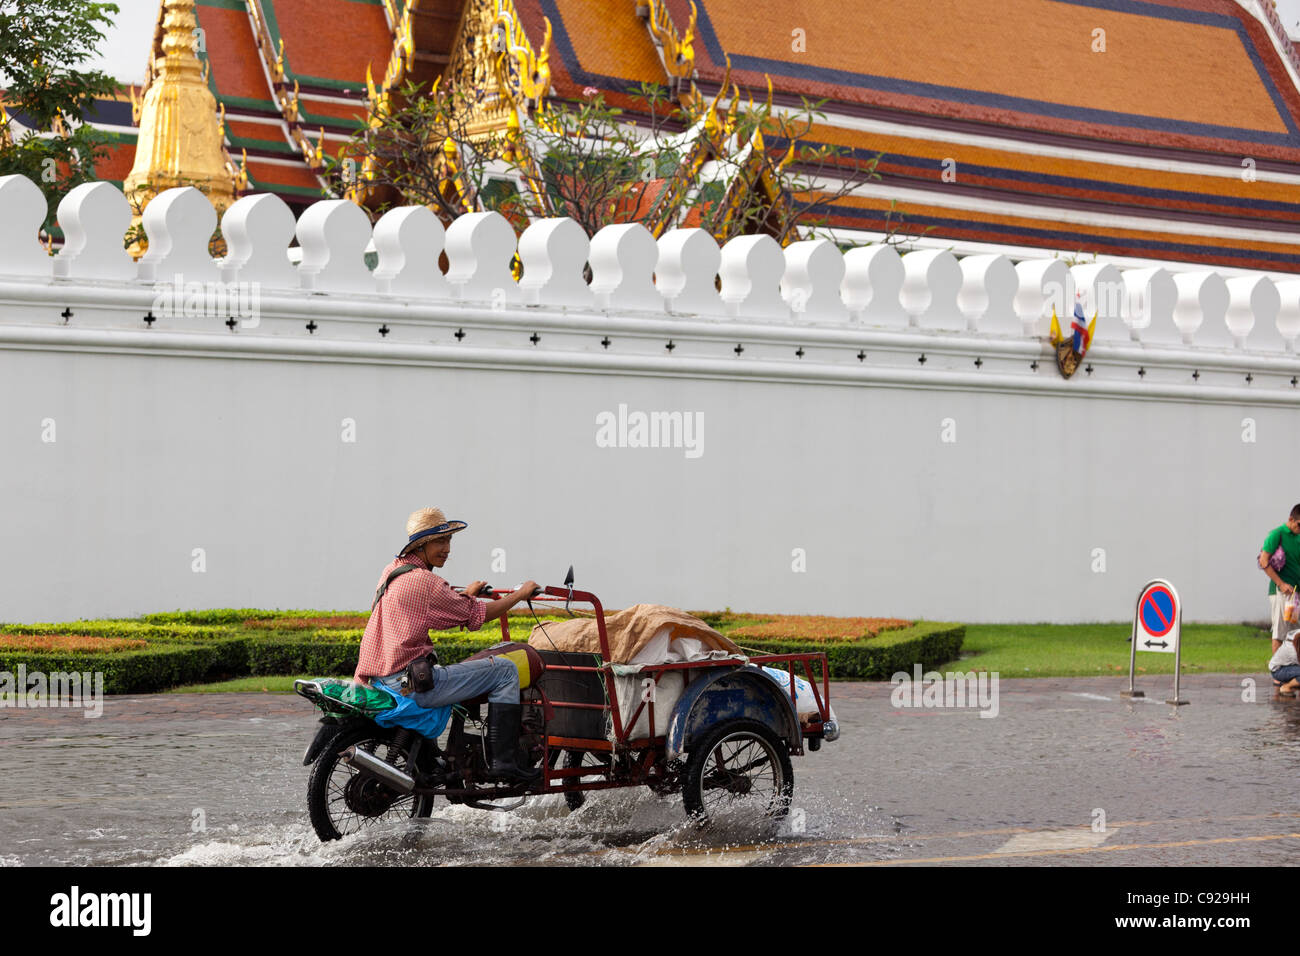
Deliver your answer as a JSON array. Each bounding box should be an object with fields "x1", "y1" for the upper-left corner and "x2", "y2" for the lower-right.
[{"x1": 1259, "y1": 505, "x2": 1300, "y2": 653}]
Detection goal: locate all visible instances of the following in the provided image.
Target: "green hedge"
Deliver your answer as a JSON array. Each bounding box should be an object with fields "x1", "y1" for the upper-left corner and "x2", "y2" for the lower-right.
[
  {"x1": 730, "y1": 622, "x2": 965, "y2": 680},
  {"x1": 0, "y1": 614, "x2": 964, "y2": 692},
  {"x1": 4, "y1": 621, "x2": 235, "y2": 643},
  {"x1": 0, "y1": 643, "x2": 240, "y2": 694},
  {"x1": 246, "y1": 639, "x2": 360, "y2": 676},
  {"x1": 433, "y1": 622, "x2": 964, "y2": 680},
  {"x1": 139, "y1": 609, "x2": 366, "y2": 625}
]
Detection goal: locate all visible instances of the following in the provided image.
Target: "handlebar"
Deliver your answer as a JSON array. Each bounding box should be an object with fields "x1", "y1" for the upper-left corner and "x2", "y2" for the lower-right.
[{"x1": 454, "y1": 584, "x2": 544, "y2": 600}]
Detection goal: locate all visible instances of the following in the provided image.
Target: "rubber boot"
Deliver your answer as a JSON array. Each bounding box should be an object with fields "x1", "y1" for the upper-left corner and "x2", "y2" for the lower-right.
[{"x1": 487, "y1": 703, "x2": 541, "y2": 786}]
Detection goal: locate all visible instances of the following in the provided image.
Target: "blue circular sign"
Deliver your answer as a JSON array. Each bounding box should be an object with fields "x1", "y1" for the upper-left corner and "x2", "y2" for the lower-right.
[{"x1": 1140, "y1": 586, "x2": 1176, "y2": 637}]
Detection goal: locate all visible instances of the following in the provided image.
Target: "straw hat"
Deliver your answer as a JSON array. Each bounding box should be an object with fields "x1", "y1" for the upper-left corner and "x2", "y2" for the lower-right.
[{"x1": 398, "y1": 507, "x2": 468, "y2": 556}]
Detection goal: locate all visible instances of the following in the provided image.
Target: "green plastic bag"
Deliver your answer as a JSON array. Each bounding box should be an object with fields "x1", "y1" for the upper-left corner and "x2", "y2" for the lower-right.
[{"x1": 294, "y1": 678, "x2": 397, "y2": 719}]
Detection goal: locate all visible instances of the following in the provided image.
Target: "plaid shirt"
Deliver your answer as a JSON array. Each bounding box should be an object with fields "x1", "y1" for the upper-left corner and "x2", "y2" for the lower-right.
[{"x1": 354, "y1": 551, "x2": 487, "y2": 682}]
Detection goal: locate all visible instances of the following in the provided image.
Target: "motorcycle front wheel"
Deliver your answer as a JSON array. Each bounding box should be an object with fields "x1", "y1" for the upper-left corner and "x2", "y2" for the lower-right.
[{"x1": 307, "y1": 724, "x2": 433, "y2": 842}]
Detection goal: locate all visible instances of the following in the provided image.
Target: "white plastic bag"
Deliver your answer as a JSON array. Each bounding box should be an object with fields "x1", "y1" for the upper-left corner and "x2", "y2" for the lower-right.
[{"x1": 760, "y1": 666, "x2": 837, "y2": 723}]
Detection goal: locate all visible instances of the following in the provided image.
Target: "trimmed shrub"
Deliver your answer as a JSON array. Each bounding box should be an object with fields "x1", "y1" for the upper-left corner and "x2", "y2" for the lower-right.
[
  {"x1": 0, "y1": 634, "x2": 147, "y2": 653},
  {"x1": 140, "y1": 609, "x2": 368, "y2": 626},
  {"x1": 246, "y1": 639, "x2": 359, "y2": 677},
  {"x1": 244, "y1": 615, "x2": 370, "y2": 631},
  {"x1": 0, "y1": 645, "x2": 222, "y2": 694},
  {"x1": 0, "y1": 611, "x2": 962, "y2": 691},
  {"x1": 735, "y1": 622, "x2": 965, "y2": 680},
  {"x1": 140, "y1": 609, "x2": 283, "y2": 625},
  {"x1": 725, "y1": 615, "x2": 913, "y2": 642},
  {"x1": 4, "y1": 621, "x2": 234, "y2": 643}
]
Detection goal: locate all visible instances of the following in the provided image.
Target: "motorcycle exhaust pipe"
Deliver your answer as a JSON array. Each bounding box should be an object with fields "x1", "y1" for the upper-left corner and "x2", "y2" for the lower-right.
[{"x1": 340, "y1": 746, "x2": 415, "y2": 793}]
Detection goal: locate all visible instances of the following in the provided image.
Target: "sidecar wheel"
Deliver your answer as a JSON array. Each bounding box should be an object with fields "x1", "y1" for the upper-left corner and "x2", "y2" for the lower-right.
[{"x1": 681, "y1": 719, "x2": 793, "y2": 824}]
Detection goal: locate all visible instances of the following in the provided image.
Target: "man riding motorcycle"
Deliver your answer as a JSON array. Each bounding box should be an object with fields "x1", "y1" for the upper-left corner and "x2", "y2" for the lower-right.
[{"x1": 354, "y1": 507, "x2": 540, "y2": 785}]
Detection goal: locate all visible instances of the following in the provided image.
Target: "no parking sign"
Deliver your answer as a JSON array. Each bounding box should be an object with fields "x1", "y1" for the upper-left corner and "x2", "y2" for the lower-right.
[
  {"x1": 1136, "y1": 583, "x2": 1179, "y2": 652},
  {"x1": 1122, "y1": 578, "x2": 1187, "y2": 705}
]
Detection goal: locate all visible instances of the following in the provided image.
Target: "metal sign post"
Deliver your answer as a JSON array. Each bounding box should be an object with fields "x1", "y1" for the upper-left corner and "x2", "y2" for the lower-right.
[{"x1": 1123, "y1": 578, "x2": 1187, "y2": 705}]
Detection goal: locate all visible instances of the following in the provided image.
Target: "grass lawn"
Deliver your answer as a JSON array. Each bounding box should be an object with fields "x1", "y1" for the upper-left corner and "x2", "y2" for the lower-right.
[
  {"x1": 167, "y1": 675, "x2": 316, "y2": 693},
  {"x1": 958, "y1": 623, "x2": 1273, "y2": 678}
]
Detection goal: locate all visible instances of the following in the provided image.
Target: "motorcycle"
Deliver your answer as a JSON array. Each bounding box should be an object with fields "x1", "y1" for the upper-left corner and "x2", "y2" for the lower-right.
[{"x1": 295, "y1": 572, "x2": 837, "y2": 842}]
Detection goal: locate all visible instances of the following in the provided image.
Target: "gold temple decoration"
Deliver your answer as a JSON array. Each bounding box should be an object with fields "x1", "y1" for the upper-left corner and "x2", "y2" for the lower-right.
[
  {"x1": 639, "y1": 0, "x2": 697, "y2": 92},
  {"x1": 432, "y1": 0, "x2": 552, "y2": 142},
  {"x1": 494, "y1": 4, "x2": 551, "y2": 103},
  {"x1": 380, "y1": 0, "x2": 420, "y2": 97},
  {"x1": 124, "y1": 0, "x2": 243, "y2": 253}
]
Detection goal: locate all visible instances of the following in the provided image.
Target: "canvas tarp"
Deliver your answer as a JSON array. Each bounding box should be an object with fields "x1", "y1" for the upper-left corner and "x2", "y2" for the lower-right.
[{"x1": 526, "y1": 603, "x2": 741, "y2": 664}]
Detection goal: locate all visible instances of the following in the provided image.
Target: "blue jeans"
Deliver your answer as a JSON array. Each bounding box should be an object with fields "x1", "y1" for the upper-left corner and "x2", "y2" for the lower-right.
[
  {"x1": 377, "y1": 655, "x2": 519, "y2": 708},
  {"x1": 1272, "y1": 664, "x2": 1300, "y2": 684}
]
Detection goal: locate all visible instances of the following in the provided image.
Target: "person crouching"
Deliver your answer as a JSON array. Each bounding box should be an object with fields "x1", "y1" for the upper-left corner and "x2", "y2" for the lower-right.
[{"x1": 1269, "y1": 628, "x2": 1300, "y2": 697}]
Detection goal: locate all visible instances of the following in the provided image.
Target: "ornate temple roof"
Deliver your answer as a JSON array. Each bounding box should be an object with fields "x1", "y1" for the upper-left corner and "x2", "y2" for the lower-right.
[{"x1": 80, "y1": 0, "x2": 1300, "y2": 271}]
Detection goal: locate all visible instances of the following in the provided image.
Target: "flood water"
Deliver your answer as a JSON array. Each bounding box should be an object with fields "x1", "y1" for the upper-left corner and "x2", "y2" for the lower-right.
[{"x1": 1, "y1": 674, "x2": 1297, "y2": 866}]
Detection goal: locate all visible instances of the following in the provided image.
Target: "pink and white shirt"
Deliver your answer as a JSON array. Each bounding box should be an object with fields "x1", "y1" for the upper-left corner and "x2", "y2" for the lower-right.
[{"x1": 354, "y1": 552, "x2": 486, "y2": 682}]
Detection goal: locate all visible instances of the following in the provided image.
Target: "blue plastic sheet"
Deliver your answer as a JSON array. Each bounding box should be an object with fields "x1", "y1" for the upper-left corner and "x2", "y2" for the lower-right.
[{"x1": 369, "y1": 680, "x2": 453, "y2": 740}]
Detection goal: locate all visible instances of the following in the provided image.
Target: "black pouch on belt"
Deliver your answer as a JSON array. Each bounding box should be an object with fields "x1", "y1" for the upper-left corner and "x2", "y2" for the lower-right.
[{"x1": 404, "y1": 651, "x2": 438, "y2": 695}]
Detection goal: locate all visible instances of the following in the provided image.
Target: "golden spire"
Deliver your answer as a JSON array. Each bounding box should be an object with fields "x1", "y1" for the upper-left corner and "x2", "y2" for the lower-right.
[{"x1": 124, "y1": 0, "x2": 240, "y2": 252}]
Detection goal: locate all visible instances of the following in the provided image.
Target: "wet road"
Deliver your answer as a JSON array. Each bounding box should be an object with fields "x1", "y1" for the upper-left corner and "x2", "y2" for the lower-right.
[{"x1": 1, "y1": 674, "x2": 1297, "y2": 866}]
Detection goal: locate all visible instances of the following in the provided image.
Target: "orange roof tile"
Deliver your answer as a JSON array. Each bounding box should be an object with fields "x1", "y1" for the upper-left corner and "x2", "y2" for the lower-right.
[
  {"x1": 227, "y1": 118, "x2": 290, "y2": 144},
  {"x1": 196, "y1": 4, "x2": 276, "y2": 105},
  {"x1": 665, "y1": 0, "x2": 1300, "y2": 162},
  {"x1": 92, "y1": 140, "x2": 137, "y2": 183},
  {"x1": 268, "y1": 0, "x2": 392, "y2": 88},
  {"x1": 246, "y1": 159, "x2": 323, "y2": 191}
]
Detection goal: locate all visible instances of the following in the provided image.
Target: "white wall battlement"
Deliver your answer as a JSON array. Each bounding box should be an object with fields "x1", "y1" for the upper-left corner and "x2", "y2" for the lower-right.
[
  {"x1": 0, "y1": 173, "x2": 1295, "y2": 625},
  {"x1": 1, "y1": 175, "x2": 1299, "y2": 371}
]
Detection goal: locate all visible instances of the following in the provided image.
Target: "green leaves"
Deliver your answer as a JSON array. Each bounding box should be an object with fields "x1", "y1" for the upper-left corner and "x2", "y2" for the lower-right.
[
  {"x1": 0, "y1": 0, "x2": 122, "y2": 231},
  {"x1": 0, "y1": 0, "x2": 120, "y2": 126}
]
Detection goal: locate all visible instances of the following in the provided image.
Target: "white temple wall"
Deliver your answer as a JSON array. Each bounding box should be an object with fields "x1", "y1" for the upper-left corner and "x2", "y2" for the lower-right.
[{"x1": 0, "y1": 174, "x2": 1297, "y2": 624}]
